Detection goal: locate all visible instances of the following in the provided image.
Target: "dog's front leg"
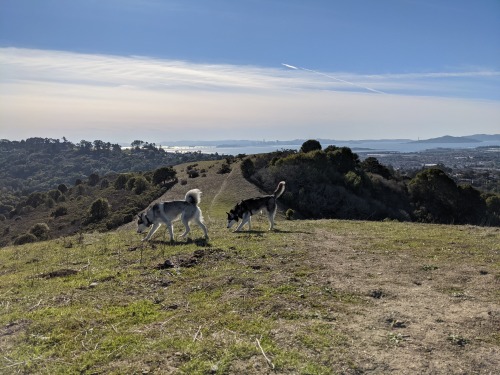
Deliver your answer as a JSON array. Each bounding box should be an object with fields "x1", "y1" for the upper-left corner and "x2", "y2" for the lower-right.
[
  {"x1": 166, "y1": 223, "x2": 175, "y2": 242},
  {"x1": 235, "y1": 213, "x2": 250, "y2": 232},
  {"x1": 143, "y1": 223, "x2": 161, "y2": 241}
]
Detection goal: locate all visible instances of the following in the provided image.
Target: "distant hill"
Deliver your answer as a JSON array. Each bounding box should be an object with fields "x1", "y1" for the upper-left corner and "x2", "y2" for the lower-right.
[
  {"x1": 410, "y1": 135, "x2": 481, "y2": 144},
  {"x1": 469, "y1": 134, "x2": 500, "y2": 142}
]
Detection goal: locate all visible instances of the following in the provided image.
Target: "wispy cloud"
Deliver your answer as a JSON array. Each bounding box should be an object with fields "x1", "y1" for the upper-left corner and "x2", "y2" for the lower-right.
[{"x1": 1, "y1": 47, "x2": 499, "y2": 142}]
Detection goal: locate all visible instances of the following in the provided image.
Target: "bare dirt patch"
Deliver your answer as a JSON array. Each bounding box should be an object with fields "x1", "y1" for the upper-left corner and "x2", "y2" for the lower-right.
[{"x1": 307, "y1": 226, "x2": 500, "y2": 374}]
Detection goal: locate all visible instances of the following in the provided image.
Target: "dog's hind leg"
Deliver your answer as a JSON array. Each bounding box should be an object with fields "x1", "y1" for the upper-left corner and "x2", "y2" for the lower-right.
[
  {"x1": 180, "y1": 216, "x2": 191, "y2": 239},
  {"x1": 194, "y1": 217, "x2": 209, "y2": 239},
  {"x1": 268, "y1": 205, "x2": 277, "y2": 230},
  {"x1": 143, "y1": 223, "x2": 161, "y2": 241}
]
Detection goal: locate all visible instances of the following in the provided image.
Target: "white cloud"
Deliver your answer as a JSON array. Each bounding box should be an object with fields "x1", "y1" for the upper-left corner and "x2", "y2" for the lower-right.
[{"x1": 1, "y1": 47, "x2": 499, "y2": 143}]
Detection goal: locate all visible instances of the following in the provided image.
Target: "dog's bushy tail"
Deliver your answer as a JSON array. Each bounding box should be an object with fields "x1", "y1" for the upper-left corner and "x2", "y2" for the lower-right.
[
  {"x1": 273, "y1": 181, "x2": 286, "y2": 198},
  {"x1": 185, "y1": 189, "x2": 202, "y2": 205}
]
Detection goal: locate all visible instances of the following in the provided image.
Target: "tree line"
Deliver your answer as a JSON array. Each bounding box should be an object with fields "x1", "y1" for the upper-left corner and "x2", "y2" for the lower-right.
[{"x1": 241, "y1": 140, "x2": 500, "y2": 226}]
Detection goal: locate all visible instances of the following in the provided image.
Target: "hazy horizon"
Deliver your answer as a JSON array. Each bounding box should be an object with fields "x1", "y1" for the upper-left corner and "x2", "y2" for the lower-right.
[{"x1": 3, "y1": 133, "x2": 499, "y2": 147}]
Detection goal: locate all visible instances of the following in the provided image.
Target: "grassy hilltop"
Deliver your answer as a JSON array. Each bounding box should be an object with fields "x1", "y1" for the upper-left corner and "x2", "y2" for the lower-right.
[{"x1": 1, "y1": 161, "x2": 499, "y2": 374}]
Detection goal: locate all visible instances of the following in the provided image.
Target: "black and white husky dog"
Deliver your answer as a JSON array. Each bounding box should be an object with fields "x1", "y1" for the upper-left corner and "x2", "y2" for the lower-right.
[
  {"x1": 227, "y1": 181, "x2": 285, "y2": 232},
  {"x1": 137, "y1": 189, "x2": 208, "y2": 242}
]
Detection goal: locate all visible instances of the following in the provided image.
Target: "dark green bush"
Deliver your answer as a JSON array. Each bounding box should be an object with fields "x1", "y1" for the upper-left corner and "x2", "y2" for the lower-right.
[
  {"x1": 87, "y1": 198, "x2": 110, "y2": 222},
  {"x1": 30, "y1": 223, "x2": 50, "y2": 240},
  {"x1": 114, "y1": 174, "x2": 128, "y2": 190},
  {"x1": 52, "y1": 206, "x2": 68, "y2": 218},
  {"x1": 14, "y1": 233, "x2": 38, "y2": 245}
]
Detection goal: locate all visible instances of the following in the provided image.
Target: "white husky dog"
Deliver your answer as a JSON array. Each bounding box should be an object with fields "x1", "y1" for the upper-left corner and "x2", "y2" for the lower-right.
[{"x1": 137, "y1": 189, "x2": 208, "y2": 242}]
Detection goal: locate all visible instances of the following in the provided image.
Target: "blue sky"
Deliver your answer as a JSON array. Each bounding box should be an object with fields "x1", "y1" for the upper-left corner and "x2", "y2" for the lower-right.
[{"x1": 1, "y1": 0, "x2": 499, "y2": 143}]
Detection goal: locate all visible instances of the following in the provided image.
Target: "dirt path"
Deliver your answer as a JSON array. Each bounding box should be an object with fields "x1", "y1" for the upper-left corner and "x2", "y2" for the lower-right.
[
  {"x1": 307, "y1": 228, "x2": 500, "y2": 374},
  {"x1": 206, "y1": 163, "x2": 235, "y2": 224}
]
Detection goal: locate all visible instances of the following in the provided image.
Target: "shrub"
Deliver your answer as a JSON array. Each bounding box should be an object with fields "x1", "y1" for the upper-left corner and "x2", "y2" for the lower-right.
[
  {"x1": 123, "y1": 214, "x2": 134, "y2": 223},
  {"x1": 58, "y1": 184, "x2": 68, "y2": 194},
  {"x1": 30, "y1": 223, "x2": 50, "y2": 240},
  {"x1": 114, "y1": 174, "x2": 128, "y2": 190},
  {"x1": 52, "y1": 206, "x2": 68, "y2": 218},
  {"x1": 100, "y1": 179, "x2": 110, "y2": 189},
  {"x1": 126, "y1": 177, "x2": 136, "y2": 191},
  {"x1": 48, "y1": 189, "x2": 62, "y2": 201},
  {"x1": 217, "y1": 163, "x2": 231, "y2": 174},
  {"x1": 14, "y1": 233, "x2": 37, "y2": 245},
  {"x1": 45, "y1": 197, "x2": 56, "y2": 208},
  {"x1": 106, "y1": 215, "x2": 125, "y2": 230},
  {"x1": 345, "y1": 171, "x2": 362, "y2": 191},
  {"x1": 0, "y1": 204, "x2": 14, "y2": 215},
  {"x1": 26, "y1": 192, "x2": 46, "y2": 208}
]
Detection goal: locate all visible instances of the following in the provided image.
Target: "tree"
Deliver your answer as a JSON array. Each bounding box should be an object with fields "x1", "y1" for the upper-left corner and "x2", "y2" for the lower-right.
[
  {"x1": 300, "y1": 139, "x2": 322, "y2": 153},
  {"x1": 240, "y1": 158, "x2": 255, "y2": 179},
  {"x1": 408, "y1": 168, "x2": 460, "y2": 223},
  {"x1": 93, "y1": 140, "x2": 105, "y2": 152},
  {"x1": 133, "y1": 176, "x2": 148, "y2": 194},
  {"x1": 327, "y1": 147, "x2": 360, "y2": 174},
  {"x1": 77, "y1": 140, "x2": 92, "y2": 153},
  {"x1": 88, "y1": 198, "x2": 110, "y2": 222},
  {"x1": 131, "y1": 140, "x2": 144, "y2": 149},
  {"x1": 456, "y1": 185, "x2": 486, "y2": 225},
  {"x1": 152, "y1": 166, "x2": 177, "y2": 186},
  {"x1": 88, "y1": 173, "x2": 100, "y2": 186},
  {"x1": 361, "y1": 157, "x2": 392, "y2": 179}
]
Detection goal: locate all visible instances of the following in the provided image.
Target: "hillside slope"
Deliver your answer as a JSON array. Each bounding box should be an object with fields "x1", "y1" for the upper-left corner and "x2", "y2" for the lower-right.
[{"x1": 122, "y1": 159, "x2": 288, "y2": 232}]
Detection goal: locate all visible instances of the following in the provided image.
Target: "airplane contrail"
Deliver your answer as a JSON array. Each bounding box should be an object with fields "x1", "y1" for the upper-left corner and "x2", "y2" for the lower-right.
[
  {"x1": 281, "y1": 63, "x2": 298, "y2": 70},
  {"x1": 282, "y1": 63, "x2": 386, "y2": 94}
]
